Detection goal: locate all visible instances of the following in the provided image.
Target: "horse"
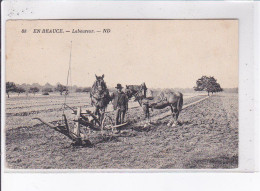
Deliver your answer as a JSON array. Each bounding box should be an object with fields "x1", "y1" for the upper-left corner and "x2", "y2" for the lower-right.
[
  {"x1": 125, "y1": 83, "x2": 183, "y2": 127},
  {"x1": 90, "y1": 74, "x2": 111, "y2": 123}
]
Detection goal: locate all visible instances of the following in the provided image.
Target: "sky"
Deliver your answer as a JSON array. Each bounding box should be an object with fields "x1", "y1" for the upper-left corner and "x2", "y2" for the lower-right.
[{"x1": 6, "y1": 20, "x2": 238, "y2": 89}]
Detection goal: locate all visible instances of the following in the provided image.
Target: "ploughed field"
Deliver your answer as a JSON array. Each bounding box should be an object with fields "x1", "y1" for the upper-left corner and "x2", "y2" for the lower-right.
[{"x1": 5, "y1": 93, "x2": 238, "y2": 169}]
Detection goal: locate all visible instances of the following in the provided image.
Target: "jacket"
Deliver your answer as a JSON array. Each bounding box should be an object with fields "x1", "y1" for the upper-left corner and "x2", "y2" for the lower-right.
[{"x1": 111, "y1": 91, "x2": 128, "y2": 110}]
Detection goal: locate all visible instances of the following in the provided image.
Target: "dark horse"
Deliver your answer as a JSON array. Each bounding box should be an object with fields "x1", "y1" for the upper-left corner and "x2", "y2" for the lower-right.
[
  {"x1": 90, "y1": 74, "x2": 111, "y2": 123},
  {"x1": 125, "y1": 83, "x2": 183, "y2": 127}
]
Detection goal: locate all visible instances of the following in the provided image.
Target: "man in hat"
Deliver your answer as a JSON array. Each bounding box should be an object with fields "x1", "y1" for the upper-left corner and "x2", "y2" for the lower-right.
[{"x1": 110, "y1": 83, "x2": 128, "y2": 126}]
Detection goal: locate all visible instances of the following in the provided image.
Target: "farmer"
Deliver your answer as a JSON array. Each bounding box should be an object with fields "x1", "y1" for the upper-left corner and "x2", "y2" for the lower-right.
[{"x1": 111, "y1": 83, "x2": 128, "y2": 126}]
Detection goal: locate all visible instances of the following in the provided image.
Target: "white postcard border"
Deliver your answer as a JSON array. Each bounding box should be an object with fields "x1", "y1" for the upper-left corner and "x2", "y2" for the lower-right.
[{"x1": 1, "y1": 0, "x2": 259, "y2": 191}]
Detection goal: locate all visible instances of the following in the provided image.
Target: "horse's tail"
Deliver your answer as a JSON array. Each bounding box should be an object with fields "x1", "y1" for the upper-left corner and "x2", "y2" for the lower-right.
[{"x1": 177, "y1": 93, "x2": 183, "y2": 112}]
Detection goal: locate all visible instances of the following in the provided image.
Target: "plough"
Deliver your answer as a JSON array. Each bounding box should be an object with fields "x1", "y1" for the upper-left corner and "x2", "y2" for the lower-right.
[{"x1": 33, "y1": 104, "x2": 128, "y2": 145}]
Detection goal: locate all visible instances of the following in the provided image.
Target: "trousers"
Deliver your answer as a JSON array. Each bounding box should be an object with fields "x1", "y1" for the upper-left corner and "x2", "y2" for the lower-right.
[{"x1": 115, "y1": 108, "x2": 126, "y2": 125}]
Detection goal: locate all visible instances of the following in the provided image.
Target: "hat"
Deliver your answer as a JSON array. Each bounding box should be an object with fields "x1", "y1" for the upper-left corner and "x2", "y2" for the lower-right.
[{"x1": 115, "y1": 83, "x2": 123, "y2": 89}]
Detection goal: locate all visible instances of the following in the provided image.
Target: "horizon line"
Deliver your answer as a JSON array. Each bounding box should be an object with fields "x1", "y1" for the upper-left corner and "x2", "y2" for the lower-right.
[{"x1": 6, "y1": 81, "x2": 239, "y2": 90}]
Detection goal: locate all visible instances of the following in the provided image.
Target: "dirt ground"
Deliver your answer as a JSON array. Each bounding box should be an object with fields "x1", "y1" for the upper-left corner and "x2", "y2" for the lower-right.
[{"x1": 5, "y1": 94, "x2": 238, "y2": 169}]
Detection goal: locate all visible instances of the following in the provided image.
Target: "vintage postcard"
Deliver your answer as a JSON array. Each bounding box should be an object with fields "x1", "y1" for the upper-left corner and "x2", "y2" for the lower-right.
[{"x1": 5, "y1": 20, "x2": 239, "y2": 169}]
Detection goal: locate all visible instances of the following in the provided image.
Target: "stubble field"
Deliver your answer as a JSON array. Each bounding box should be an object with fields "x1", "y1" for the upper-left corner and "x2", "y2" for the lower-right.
[{"x1": 5, "y1": 93, "x2": 238, "y2": 169}]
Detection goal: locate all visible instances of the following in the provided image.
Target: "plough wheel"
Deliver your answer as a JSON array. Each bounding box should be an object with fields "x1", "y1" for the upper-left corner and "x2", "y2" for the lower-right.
[{"x1": 101, "y1": 115, "x2": 115, "y2": 137}]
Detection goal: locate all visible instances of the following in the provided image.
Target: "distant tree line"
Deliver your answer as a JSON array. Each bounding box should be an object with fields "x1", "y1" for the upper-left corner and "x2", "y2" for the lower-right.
[
  {"x1": 6, "y1": 77, "x2": 235, "y2": 98},
  {"x1": 5, "y1": 82, "x2": 92, "y2": 98}
]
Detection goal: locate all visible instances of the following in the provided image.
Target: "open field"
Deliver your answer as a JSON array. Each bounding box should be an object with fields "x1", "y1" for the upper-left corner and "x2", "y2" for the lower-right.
[
  {"x1": 5, "y1": 92, "x2": 205, "y2": 130},
  {"x1": 5, "y1": 93, "x2": 238, "y2": 169}
]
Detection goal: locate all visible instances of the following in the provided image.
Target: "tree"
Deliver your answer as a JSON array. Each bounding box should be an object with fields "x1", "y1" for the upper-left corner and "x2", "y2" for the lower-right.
[
  {"x1": 194, "y1": 76, "x2": 223, "y2": 96},
  {"x1": 6, "y1": 82, "x2": 17, "y2": 98},
  {"x1": 15, "y1": 87, "x2": 26, "y2": 96},
  {"x1": 42, "y1": 87, "x2": 53, "y2": 93},
  {"x1": 29, "y1": 87, "x2": 40, "y2": 95},
  {"x1": 213, "y1": 82, "x2": 223, "y2": 93},
  {"x1": 55, "y1": 84, "x2": 68, "y2": 95}
]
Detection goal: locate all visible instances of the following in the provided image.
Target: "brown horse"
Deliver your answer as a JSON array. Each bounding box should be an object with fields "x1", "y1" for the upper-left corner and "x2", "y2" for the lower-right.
[
  {"x1": 125, "y1": 83, "x2": 183, "y2": 127},
  {"x1": 90, "y1": 74, "x2": 110, "y2": 123}
]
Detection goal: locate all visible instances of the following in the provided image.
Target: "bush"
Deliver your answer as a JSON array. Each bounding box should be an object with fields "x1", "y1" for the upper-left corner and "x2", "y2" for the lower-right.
[
  {"x1": 76, "y1": 88, "x2": 83, "y2": 93},
  {"x1": 42, "y1": 88, "x2": 53, "y2": 93},
  {"x1": 82, "y1": 87, "x2": 91, "y2": 92}
]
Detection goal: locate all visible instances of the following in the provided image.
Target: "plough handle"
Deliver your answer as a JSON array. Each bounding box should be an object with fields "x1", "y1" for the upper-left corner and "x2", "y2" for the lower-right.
[
  {"x1": 33, "y1": 117, "x2": 80, "y2": 142},
  {"x1": 33, "y1": 117, "x2": 56, "y2": 128}
]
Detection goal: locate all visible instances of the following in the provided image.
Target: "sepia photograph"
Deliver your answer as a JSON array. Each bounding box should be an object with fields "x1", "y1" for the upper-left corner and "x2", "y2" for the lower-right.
[{"x1": 5, "y1": 20, "x2": 239, "y2": 169}]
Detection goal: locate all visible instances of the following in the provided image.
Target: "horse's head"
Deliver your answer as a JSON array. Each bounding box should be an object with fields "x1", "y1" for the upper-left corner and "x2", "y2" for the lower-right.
[
  {"x1": 125, "y1": 85, "x2": 136, "y2": 99},
  {"x1": 94, "y1": 74, "x2": 106, "y2": 91},
  {"x1": 125, "y1": 83, "x2": 147, "y2": 100}
]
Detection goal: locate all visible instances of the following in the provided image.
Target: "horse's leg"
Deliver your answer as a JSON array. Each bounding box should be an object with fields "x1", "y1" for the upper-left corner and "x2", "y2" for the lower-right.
[
  {"x1": 167, "y1": 105, "x2": 174, "y2": 126},
  {"x1": 175, "y1": 110, "x2": 180, "y2": 124},
  {"x1": 100, "y1": 107, "x2": 105, "y2": 124},
  {"x1": 142, "y1": 105, "x2": 146, "y2": 126},
  {"x1": 142, "y1": 105, "x2": 150, "y2": 127},
  {"x1": 96, "y1": 107, "x2": 102, "y2": 125},
  {"x1": 168, "y1": 105, "x2": 178, "y2": 127},
  {"x1": 94, "y1": 107, "x2": 98, "y2": 125},
  {"x1": 171, "y1": 107, "x2": 179, "y2": 127},
  {"x1": 142, "y1": 105, "x2": 147, "y2": 121},
  {"x1": 147, "y1": 107, "x2": 151, "y2": 123}
]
